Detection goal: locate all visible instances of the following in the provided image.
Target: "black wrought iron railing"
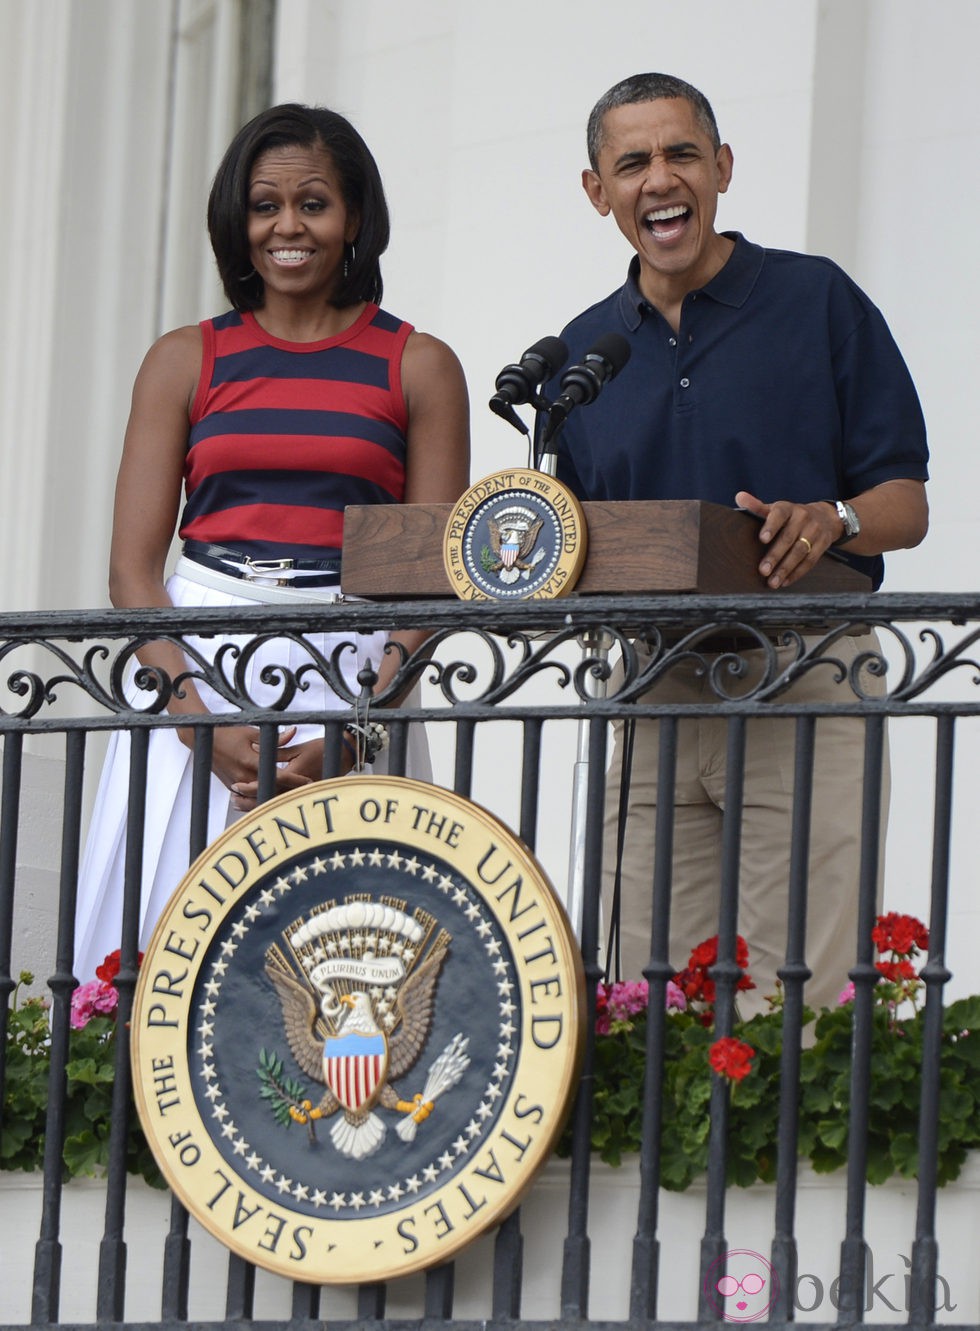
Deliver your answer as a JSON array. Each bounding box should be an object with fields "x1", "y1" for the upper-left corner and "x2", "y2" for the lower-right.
[{"x1": 1, "y1": 592, "x2": 979, "y2": 1330}]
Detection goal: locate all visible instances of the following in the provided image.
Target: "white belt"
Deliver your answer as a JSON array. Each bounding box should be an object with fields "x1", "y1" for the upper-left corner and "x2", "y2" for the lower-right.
[{"x1": 174, "y1": 556, "x2": 352, "y2": 605}]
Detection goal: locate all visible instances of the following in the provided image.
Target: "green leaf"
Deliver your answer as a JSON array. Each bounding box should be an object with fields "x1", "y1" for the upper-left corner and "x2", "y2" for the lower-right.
[
  {"x1": 890, "y1": 1132, "x2": 920, "y2": 1176},
  {"x1": 63, "y1": 1128, "x2": 109, "y2": 1178}
]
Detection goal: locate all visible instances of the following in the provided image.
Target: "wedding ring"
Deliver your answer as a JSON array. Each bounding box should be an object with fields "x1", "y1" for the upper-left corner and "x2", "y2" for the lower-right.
[{"x1": 798, "y1": 536, "x2": 813, "y2": 554}]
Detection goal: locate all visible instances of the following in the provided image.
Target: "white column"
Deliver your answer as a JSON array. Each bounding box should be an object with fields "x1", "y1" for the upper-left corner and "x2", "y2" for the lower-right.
[{"x1": 0, "y1": 2, "x2": 71, "y2": 613}]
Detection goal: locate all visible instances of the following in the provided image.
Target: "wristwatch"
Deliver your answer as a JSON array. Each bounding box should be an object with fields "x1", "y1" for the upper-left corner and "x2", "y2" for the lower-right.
[{"x1": 832, "y1": 500, "x2": 860, "y2": 545}]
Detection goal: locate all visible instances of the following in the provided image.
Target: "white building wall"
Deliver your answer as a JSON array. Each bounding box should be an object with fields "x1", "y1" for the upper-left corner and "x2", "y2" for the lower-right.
[
  {"x1": 0, "y1": 0, "x2": 175, "y2": 615},
  {"x1": 0, "y1": 3, "x2": 72, "y2": 615}
]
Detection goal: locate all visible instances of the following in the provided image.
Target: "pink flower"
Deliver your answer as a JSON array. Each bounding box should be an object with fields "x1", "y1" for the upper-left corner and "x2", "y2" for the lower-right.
[
  {"x1": 70, "y1": 979, "x2": 118, "y2": 1029},
  {"x1": 607, "y1": 980, "x2": 649, "y2": 1022},
  {"x1": 595, "y1": 978, "x2": 688, "y2": 1033},
  {"x1": 837, "y1": 981, "x2": 856, "y2": 1005}
]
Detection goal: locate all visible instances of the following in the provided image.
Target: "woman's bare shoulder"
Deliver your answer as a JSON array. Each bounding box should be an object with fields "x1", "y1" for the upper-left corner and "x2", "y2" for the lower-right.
[
  {"x1": 401, "y1": 328, "x2": 464, "y2": 376},
  {"x1": 130, "y1": 324, "x2": 203, "y2": 409},
  {"x1": 139, "y1": 323, "x2": 203, "y2": 374}
]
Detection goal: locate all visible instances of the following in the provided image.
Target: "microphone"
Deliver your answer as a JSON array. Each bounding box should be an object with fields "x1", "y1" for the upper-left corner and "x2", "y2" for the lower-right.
[
  {"x1": 489, "y1": 335, "x2": 569, "y2": 434},
  {"x1": 541, "y1": 333, "x2": 631, "y2": 445}
]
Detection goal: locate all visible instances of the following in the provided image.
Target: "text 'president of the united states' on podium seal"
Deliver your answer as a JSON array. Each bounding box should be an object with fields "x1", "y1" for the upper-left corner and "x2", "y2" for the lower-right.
[{"x1": 443, "y1": 469, "x2": 588, "y2": 600}]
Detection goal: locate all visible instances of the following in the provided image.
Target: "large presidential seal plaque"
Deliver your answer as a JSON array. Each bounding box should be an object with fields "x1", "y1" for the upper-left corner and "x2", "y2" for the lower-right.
[{"x1": 132, "y1": 777, "x2": 584, "y2": 1284}]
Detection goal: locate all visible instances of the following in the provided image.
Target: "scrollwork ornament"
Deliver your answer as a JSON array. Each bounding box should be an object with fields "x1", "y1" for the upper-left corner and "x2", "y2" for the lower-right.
[
  {"x1": 479, "y1": 629, "x2": 577, "y2": 705},
  {"x1": 890, "y1": 622, "x2": 980, "y2": 700},
  {"x1": 1, "y1": 638, "x2": 119, "y2": 719},
  {"x1": 7, "y1": 608, "x2": 980, "y2": 725},
  {"x1": 571, "y1": 626, "x2": 631, "y2": 701},
  {"x1": 1, "y1": 667, "x2": 46, "y2": 720}
]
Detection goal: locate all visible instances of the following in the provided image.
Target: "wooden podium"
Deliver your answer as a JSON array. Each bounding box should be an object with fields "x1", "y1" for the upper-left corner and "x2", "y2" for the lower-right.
[{"x1": 341, "y1": 500, "x2": 872, "y2": 597}]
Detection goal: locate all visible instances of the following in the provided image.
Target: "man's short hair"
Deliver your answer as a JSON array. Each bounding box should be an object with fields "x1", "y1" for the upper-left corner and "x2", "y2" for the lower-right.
[{"x1": 586, "y1": 73, "x2": 721, "y2": 169}]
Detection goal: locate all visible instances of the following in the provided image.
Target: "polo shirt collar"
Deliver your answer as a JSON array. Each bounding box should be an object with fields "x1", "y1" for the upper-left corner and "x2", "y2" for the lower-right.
[{"x1": 616, "y1": 231, "x2": 765, "y2": 329}]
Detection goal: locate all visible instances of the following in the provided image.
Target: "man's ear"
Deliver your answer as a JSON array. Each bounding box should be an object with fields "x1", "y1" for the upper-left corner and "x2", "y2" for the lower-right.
[
  {"x1": 716, "y1": 144, "x2": 734, "y2": 195},
  {"x1": 582, "y1": 169, "x2": 611, "y2": 217}
]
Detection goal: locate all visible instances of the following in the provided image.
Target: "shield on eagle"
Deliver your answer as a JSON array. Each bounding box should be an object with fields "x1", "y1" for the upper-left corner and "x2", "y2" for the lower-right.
[
  {"x1": 500, "y1": 534, "x2": 520, "y2": 568},
  {"x1": 322, "y1": 1028, "x2": 388, "y2": 1113}
]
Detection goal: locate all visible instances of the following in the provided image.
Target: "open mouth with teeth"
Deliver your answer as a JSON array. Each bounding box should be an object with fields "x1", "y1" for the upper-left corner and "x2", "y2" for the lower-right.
[
  {"x1": 643, "y1": 204, "x2": 691, "y2": 240},
  {"x1": 268, "y1": 248, "x2": 314, "y2": 265}
]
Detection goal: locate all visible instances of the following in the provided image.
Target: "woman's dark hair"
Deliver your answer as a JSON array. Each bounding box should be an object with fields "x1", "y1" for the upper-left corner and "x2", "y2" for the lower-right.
[{"x1": 207, "y1": 103, "x2": 390, "y2": 312}]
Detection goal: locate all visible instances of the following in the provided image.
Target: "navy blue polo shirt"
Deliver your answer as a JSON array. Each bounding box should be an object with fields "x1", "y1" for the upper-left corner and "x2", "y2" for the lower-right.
[{"x1": 550, "y1": 233, "x2": 928, "y2": 589}]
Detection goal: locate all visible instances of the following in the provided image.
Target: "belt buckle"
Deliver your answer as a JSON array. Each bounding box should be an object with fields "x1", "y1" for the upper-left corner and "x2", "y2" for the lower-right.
[{"x1": 243, "y1": 556, "x2": 294, "y2": 587}]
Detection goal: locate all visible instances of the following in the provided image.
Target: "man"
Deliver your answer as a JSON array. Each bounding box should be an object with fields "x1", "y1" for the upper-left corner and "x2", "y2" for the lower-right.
[{"x1": 549, "y1": 73, "x2": 928, "y2": 1011}]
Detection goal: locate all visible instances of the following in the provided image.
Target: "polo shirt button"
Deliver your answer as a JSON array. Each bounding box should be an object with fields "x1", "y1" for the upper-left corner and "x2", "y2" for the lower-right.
[
  {"x1": 680, "y1": 377, "x2": 690, "y2": 388},
  {"x1": 669, "y1": 336, "x2": 677, "y2": 346}
]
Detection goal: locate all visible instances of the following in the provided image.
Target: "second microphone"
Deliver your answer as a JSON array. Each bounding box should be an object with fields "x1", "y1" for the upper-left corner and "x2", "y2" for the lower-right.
[{"x1": 541, "y1": 333, "x2": 631, "y2": 446}]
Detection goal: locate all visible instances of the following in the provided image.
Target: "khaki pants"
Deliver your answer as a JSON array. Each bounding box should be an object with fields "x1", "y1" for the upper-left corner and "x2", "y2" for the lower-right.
[{"x1": 602, "y1": 633, "x2": 888, "y2": 1014}]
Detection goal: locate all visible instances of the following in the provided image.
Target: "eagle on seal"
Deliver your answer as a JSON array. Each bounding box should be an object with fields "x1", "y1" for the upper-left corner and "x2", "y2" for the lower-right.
[
  {"x1": 264, "y1": 938, "x2": 448, "y2": 1161},
  {"x1": 487, "y1": 510, "x2": 544, "y2": 584}
]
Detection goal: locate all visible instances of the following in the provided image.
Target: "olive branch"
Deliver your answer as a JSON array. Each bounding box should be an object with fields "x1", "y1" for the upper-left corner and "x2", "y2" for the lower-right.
[{"x1": 256, "y1": 1047, "x2": 318, "y2": 1141}]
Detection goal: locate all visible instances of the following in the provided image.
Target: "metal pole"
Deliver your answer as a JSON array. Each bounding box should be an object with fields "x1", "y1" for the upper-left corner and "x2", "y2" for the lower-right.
[
  {"x1": 535, "y1": 442, "x2": 610, "y2": 938},
  {"x1": 566, "y1": 628, "x2": 611, "y2": 938}
]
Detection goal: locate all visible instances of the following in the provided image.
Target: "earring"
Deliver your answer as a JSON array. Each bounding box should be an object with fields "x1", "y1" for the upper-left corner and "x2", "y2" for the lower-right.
[
  {"x1": 237, "y1": 267, "x2": 257, "y2": 283},
  {"x1": 343, "y1": 242, "x2": 356, "y2": 279}
]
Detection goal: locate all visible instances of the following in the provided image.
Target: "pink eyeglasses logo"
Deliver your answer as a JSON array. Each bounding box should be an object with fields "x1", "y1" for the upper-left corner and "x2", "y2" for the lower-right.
[{"x1": 704, "y1": 1250, "x2": 779, "y2": 1322}]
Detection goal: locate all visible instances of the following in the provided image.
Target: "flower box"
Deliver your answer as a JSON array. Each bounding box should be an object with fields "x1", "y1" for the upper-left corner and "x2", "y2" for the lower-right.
[{"x1": 1, "y1": 1157, "x2": 977, "y2": 1324}]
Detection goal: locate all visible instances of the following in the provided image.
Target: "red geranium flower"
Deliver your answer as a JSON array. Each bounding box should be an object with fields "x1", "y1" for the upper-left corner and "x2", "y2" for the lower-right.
[
  {"x1": 872, "y1": 912, "x2": 928, "y2": 957},
  {"x1": 876, "y1": 958, "x2": 918, "y2": 984},
  {"x1": 689, "y1": 938, "x2": 719, "y2": 971},
  {"x1": 686, "y1": 935, "x2": 753, "y2": 975},
  {"x1": 94, "y1": 948, "x2": 144, "y2": 986},
  {"x1": 709, "y1": 1036, "x2": 756, "y2": 1082},
  {"x1": 674, "y1": 966, "x2": 706, "y2": 1002},
  {"x1": 672, "y1": 934, "x2": 755, "y2": 1008},
  {"x1": 95, "y1": 950, "x2": 122, "y2": 984},
  {"x1": 595, "y1": 982, "x2": 611, "y2": 1035}
]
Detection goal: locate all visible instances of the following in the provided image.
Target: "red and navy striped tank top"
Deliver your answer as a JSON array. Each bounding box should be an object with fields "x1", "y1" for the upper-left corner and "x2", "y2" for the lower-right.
[{"x1": 179, "y1": 304, "x2": 412, "y2": 560}]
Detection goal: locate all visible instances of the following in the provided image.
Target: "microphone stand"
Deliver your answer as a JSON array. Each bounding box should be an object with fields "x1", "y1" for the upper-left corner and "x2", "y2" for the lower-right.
[
  {"x1": 490, "y1": 388, "x2": 611, "y2": 947},
  {"x1": 534, "y1": 420, "x2": 611, "y2": 948}
]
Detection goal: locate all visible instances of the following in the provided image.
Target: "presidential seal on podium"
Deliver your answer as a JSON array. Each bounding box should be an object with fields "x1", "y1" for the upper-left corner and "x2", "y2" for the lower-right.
[
  {"x1": 131, "y1": 777, "x2": 584, "y2": 1284},
  {"x1": 443, "y1": 470, "x2": 588, "y2": 600}
]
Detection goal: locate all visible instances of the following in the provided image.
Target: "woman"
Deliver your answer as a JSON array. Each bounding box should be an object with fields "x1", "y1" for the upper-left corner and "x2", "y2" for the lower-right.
[{"x1": 75, "y1": 104, "x2": 470, "y2": 981}]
